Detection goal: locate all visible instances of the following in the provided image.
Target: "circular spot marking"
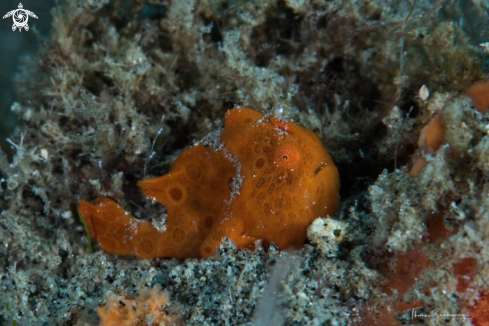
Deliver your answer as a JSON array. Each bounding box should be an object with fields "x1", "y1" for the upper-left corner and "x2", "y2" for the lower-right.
[
  {"x1": 204, "y1": 246, "x2": 212, "y2": 254},
  {"x1": 286, "y1": 172, "x2": 295, "y2": 185},
  {"x1": 262, "y1": 146, "x2": 272, "y2": 153},
  {"x1": 256, "y1": 177, "x2": 266, "y2": 189},
  {"x1": 169, "y1": 187, "x2": 183, "y2": 201},
  {"x1": 255, "y1": 158, "x2": 265, "y2": 169},
  {"x1": 252, "y1": 131, "x2": 262, "y2": 142},
  {"x1": 140, "y1": 240, "x2": 153, "y2": 254},
  {"x1": 256, "y1": 192, "x2": 267, "y2": 203},
  {"x1": 172, "y1": 228, "x2": 185, "y2": 243}
]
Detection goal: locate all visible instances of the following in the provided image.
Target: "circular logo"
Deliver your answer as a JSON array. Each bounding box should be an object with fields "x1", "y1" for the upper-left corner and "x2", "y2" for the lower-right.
[{"x1": 13, "y1": 9, "x2": 28, "y2": 27}]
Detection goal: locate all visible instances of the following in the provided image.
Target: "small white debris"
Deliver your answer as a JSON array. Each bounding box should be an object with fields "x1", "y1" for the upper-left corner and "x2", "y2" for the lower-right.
[
  {"x1": 307, "y1": 217, "x2": 348, "y2": 258},
  {"x1": 61, "y1": 211, "x2": 72, "y2": 219},
  {"x1": 480, "y1": 42, "x2": 489, "y2": 54},
  {"x1": 450, "y1": 201, "x2": 466, "y2": 220},
  {"x1": 419, "y1": 85, "x2": 429, "y2": 102},
  {"x1": 40, "y1": 148, "x2": 49, "y2": 160}
]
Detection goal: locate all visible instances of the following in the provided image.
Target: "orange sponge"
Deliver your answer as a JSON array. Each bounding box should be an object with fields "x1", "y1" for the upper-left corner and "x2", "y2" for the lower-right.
[
  {"x1": 97, "y1": 286, "x2": 180, "y2": 326},
  {"x1": 410, "y1": 80, "x2": 489, "y2": 176},
  {"x1": 409, "y1": 113, "x2": 445, "y2": 176},
  {"x1": 464, "y1": 80, "x2": 489, "y2": 114}
]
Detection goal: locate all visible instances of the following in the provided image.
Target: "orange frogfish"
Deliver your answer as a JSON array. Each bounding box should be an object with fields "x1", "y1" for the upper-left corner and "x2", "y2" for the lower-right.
[{"x1": 78, "y1": 108, "x2": 340, "y2": 259}]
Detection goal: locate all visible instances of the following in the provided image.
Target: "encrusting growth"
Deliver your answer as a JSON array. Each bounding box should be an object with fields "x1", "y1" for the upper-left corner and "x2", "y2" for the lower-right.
[
  {"x1": 409, "y1": 80, "x2": 489, "y2": 176},
  {"x1": 97, "y1": 286, "x2": 181, "y2": 326},
  {"x1": 409, "y1": 113, "x2": 445, "y2": 176},
  {"x1": 79, "y1": 108, "x2": 340, "y2": 259},
  {"x1": 463, "y1": 80, "x2": 489, "y2": 114}
]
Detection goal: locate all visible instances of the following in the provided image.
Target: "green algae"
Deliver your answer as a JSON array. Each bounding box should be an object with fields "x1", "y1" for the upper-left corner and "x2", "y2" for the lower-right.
[{"x1": 78, "y1": 213, "x2": 93, "y2": 254}]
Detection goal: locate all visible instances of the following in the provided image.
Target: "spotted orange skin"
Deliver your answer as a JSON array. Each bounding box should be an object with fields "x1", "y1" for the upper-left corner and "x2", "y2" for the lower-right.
[{"x1": 79, "y1": 108, "x2": 340, "y2": 259}]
